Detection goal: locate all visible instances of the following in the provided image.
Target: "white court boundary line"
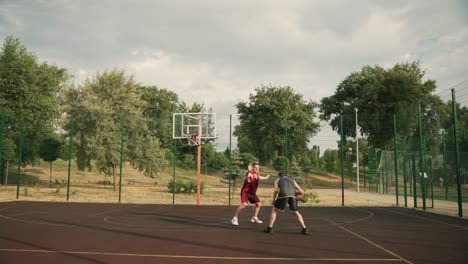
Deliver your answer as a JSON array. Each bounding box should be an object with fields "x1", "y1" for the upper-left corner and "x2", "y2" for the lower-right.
[
  {"x1": 0, "y1": 248, "x2": 404, "y2": 262},
  {"x1": 376, "y1": 207, "x2": 468, "y2": 231},
  {"x1": 326, "y1": 219, "x2": 414, "y2": 264}
]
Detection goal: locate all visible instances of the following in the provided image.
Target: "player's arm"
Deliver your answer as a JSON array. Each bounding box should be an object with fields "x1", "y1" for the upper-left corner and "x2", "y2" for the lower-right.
[
  {"x1": 259, "y1": 174, "x2": 270, "y2": 180},
  {"x1": 294, "y1": 180, "x2": 305, "y2": 195},
  {"x1": 272, "y1": 179, "x2": 279, "y2": 204},
  {"x1": 246, "y1": 172, "x2": 253, "y2": 182}
]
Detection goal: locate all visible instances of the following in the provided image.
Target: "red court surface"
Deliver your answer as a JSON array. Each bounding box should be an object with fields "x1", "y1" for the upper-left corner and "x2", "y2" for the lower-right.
[{"x1": 0, "y1": 201, "x2": 467, "y2": 264}]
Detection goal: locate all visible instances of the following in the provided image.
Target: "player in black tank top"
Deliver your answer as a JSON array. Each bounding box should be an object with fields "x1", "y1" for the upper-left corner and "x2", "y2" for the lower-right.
[{"x1": 264, "y1": 171, "x2": 308, "y2": 234}]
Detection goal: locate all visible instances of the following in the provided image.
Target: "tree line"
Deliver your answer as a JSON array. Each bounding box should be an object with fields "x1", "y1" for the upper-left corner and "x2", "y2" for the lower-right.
[{"x1": 1, "y1": 36, "x2": 467, "y2": 187}]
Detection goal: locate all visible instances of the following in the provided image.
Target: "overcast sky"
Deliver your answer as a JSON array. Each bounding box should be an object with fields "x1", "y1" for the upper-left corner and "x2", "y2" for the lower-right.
[{"x1": 1, "y1": 0, "x2": 467, "y2": 150}]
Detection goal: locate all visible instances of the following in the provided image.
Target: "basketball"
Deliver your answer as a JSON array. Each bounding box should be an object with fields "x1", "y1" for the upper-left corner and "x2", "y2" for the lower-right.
[{"x1": 296, "y1": 192, "x2": 304, "y2": 200}]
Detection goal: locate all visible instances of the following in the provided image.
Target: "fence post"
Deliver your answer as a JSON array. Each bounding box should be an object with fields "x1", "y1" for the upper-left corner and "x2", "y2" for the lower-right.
[
  {"x1": 340, "y1": 115, "x2": 345, "y2": 206},
  {"x1": 451, "y1": 89, "x2": 463, "y2": 217},
  {"x1": 393, "y1": 114, "x2": 399, "y2": 206},
  {"x1": 403, "y1": 155, "x2": 408, "y2": 207},
  {"x1": 66, "y1": 115, "x2": 74, "y2": 201},
  {"x1": 16, "y1": 116, "x2": 24, "y2": 199},
  {"x1": 118, "y1": 115, "x2": 125, "y2": 203},
  {"x1": 418, "y1": 104, "x2": 426, "y2": 210},
  {"x1": 173, "y1": 140, "x2": 176, "y2": 205},
  {"x1": 229, "y1": 114, "x2": 232, "y2": 206},
  {"x1": 284, "y1": 117, "x2": 289, "y2": 173},
  {"x1": 442, "y1": 132, "x2": 448, "y2": 200},
  {"x1": 0, "y1": 109, "x2": 5, "y2": 185},
  {"x1": 428, "y1": 158, "x2": 434, "y2": 208},
  {"x1": 412, "y1": 155, "x2": 417, "y2": 208}
]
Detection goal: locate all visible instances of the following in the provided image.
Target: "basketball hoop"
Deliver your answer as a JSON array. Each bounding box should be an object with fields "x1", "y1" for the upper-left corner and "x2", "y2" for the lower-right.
[
  {"x1": 186, "y1": 133, "x2": 200, "y2": 146},
  {"x1": 172, "y1": 113, "x2": 217, "y2": 206}
]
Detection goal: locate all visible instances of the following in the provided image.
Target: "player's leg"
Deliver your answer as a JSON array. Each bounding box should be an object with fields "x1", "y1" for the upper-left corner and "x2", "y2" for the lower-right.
[
  {"x1": 289, "y1": 198, "x2": 308, "y2": 234},
  {"x1": 231, "y1": 191, "x2": 249, "y2": 226},
  {"x1": 234, "y1": 202, "x2": 247, "y2": 217},
  {"x1": 265, "y1": 198, "x2": 286, "y2": 233},
  {"x1": 250, "y1": 194, "x2": 263, "y2": 223},
  {"x1": 231, "y1": 203, "x2": 246, "y2": 226},
  {"x1": 293, "y1": 211, "x2": 306, "y2": 229}
]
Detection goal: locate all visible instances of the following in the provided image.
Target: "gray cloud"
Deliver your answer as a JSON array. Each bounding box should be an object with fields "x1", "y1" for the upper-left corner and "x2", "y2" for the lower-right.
[{"x1": 1, "y1": 0, "x2": 467, "y2": 150}]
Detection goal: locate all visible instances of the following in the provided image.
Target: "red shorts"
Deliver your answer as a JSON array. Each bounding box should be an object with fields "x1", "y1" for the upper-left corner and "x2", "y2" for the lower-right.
[{"x1": 241, "y1": 190, "x2": 261, "y2": 204}]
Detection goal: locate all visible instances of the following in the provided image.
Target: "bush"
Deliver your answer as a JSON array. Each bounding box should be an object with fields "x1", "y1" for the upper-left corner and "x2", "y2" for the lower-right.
[
  {"x1": 273, "y1": 156, "x2": 286, "y2": 171},
  {"x1": 168, "y1": 179, "x2": 183, "y2": 193},
  {"x1": 182, "y1": 154, "x2": 195, "y2": 169},
  {"x1": 168, "y1": 179, "x2": 205, "y2": 194},
  {"x1": 298, "y1": 191, "x2": 319, "y2": 203}
]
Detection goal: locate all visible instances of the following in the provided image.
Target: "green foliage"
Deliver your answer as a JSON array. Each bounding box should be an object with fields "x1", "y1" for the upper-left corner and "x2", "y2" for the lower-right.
[
  {"x1": 181, "y1": 154, "x2": 195, "y2": 169},
  {"x1": 239, "y1": 152, "x2": 258, "y2": 167},
  {"x1": 323, "y1": 149, "x2": 338, "y2": 173},
  {"x1": 201, "y1": 144, "x2": 215, "y2": 166},
  {"x1": 235, "y1": 85, "x2": 320, "y2": 164},
  {"x1": 273, "y1": 156, "x2": 285, "y2": 171},
  {"x1": 319, "y1": 62, "x2": 440, "y2": 149},
  {"x1": 39, "y1": 135, "x2": 63, "y2": 163},
  {"x1": 222, "y1": 149, "x2": 245, "y2": 199},
  {"x1": 0, "y1": 36, "x2": 68, "y2": 164},
  {"x1": 298, "y1": 191, "x2": 319, "y2": 203},
  {"x1": 212, "y1": 152, "x2": 229, "y2": 170},
  {"x1": 290, "y1": 159, "x2": 303, "y2": 178},
  {"x1": 167, "y1": 179, "x2": 205, "y2": 194},
  {"x1": 140, "y1": 86, "x2": 182, "y2": 148},
  {"x1": 61, "y1": 69, "x2": 167, "y2": 180}
]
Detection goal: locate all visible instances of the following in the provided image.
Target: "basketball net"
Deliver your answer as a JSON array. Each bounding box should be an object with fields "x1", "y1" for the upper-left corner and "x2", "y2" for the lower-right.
[{"x1": 186, "y1": 133, "x2": 201, "y2": 146}]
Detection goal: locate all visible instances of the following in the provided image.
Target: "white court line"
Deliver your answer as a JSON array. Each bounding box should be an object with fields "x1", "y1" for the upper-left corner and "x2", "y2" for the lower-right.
[
  {"x1": 278, "y1": 207, "x2": 375, "y2": 231},
  {"x1": 0, "y1": 248, "x2": 404, "y2": 262},
  {"x1": 326, "y1": 218, "x2": 414, "y2": 264},
  {"x1": 90, "y1": 204, "x2": 142, "y2": 216},
  {"x1": 376, "y1": 207, "x2": 468, "y2": 231}
]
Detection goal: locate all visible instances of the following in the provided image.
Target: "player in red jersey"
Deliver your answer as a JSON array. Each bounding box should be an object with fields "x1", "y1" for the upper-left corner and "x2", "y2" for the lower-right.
[{"x1": 231, "y1": 162, "x2": 270, "y2": 226}]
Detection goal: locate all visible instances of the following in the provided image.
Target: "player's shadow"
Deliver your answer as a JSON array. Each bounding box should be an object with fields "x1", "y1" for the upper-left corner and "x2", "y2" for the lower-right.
[
  {"x1": 132, "y1": 212, "x2": 234, "y2": 229},
  {"x1": 33, "y1": 217, "x2": 310, "y2": 259}
]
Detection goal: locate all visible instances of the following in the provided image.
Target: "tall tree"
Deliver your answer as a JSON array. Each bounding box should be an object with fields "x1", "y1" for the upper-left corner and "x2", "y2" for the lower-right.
[
  {"x1": 61, "y1": 69, "x2": 167, "y2": 190},
  {"x1": 0, "y1": 36, "x2": 68, "y2": 164},
  {"x1": 39, "y1": 135, "x2": 63, "y2": 186},
  {"x1": 320, "y1": 62, "x2": 441, "y2": 149},
  {"x1": 140, "y1": 86, "x2": 181, "y2": 149},
  {"x1": 235, "y1": 85, "x2": 320, "y2": 164}
]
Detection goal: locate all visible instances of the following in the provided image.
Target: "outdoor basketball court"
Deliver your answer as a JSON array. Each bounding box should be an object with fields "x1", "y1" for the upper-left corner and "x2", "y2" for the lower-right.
[{"x1": 0, "y1": 201, "x2": 467, "y2": 264}]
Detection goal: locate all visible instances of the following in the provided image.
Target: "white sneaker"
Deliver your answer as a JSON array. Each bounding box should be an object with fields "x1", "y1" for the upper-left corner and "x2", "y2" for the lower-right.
[
  {"x1": 250, "y1": 216, "x2": 263, "y2": 224},
  {"x1": 231, "y1": 217, "x2": 239, "y2": 226}
]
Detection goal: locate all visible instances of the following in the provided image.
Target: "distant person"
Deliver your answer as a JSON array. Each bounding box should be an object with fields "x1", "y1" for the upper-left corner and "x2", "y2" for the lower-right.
[
  {"x1": 230, "y1": 162, "x2": 270, "y2": 226},
  {"x1": 264, "y1": 171, "x2": 308, "y2": 234},
  {"x1": 439, "y1": 176, "x2": 444, "y2": 188}
]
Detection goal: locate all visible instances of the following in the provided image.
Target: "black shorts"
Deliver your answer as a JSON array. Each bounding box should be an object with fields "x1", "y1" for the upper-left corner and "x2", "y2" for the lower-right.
[{"x1": 274, "y1": 197, "x2": 298, "y2": 212}]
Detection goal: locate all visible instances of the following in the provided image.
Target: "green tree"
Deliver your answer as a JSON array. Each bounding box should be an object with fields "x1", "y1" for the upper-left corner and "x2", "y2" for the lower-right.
[
  {"x1": 235, "y1": 85, "x2": 320, "y2": 164},
  {"x1": 239, "y1": 152, "x2": 258, "y2": 167},
  {"x1": 39, "y1": 135, "x2": 64, "y2": 186},
  {"x1": 140, "y1": 86, "x2": 182, "y2": 149},
  {"x1": 222, "y1": 149, "x2": 244, "y2": 200},
  {"x1": 323, "y1": 149, "x2": 338, "y2": 173},
  {"x1": 61, "y1": 69, "x2": 167, "y2": 190},
  {"x1": 1, "y1": 138, "x2": 16, "y2": 184},
  {"x1": 0, "y1": 36, "x2": 68, "y2": 164},
  {"x1": 320, "y1": 62, "x2": 440, "y2": 149},
  {"x1": 212, "y1": 152, "x2": 229, "y2": 170}
]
